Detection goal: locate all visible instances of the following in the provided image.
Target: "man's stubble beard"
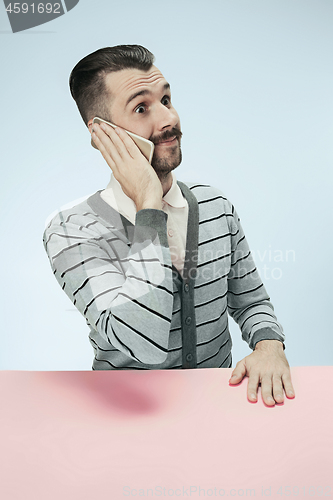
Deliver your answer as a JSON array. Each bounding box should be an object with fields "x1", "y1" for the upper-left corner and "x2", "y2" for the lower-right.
[{"x1": 151, "y1": 141, "x2": 182, "y2": 182}]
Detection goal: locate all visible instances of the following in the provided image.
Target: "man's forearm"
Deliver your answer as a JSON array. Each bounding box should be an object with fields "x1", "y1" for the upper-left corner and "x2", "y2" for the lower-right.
[{"x1": 44, "y1": 207, "x2": 174, "y2": 365}]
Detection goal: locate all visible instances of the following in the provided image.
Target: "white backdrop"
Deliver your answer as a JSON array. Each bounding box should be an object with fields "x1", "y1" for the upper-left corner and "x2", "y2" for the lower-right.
[{"x1": 1, "y1": 0, "x2": 332, "y2": 369}]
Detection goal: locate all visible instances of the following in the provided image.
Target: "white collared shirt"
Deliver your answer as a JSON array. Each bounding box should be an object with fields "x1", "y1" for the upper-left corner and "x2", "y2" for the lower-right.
[{"x1": 100, "y1": 171, "x2": 189, "y2": 275}]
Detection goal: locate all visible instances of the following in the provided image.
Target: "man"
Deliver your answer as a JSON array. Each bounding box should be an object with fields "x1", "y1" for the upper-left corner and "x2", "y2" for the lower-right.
[{"x1": 43, "y1": 45, "x2": 295, "y2": 406}]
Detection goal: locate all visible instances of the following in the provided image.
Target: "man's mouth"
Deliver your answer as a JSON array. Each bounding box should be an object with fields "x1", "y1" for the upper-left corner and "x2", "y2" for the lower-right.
[{"x1": 155, "y1": 136, "x2": 177, "y2": 146}]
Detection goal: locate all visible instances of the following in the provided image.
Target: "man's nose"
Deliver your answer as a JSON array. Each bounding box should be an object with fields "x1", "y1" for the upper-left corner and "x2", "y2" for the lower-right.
[{"x1": 155, "y1": 103, "x2": 178, "y2": 131}]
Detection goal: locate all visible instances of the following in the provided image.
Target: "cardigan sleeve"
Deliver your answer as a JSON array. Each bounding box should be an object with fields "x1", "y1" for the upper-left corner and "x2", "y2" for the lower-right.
[
  {"x1": 43, "y1": 208, "x2": 174, "y2": 364},
  {"x1": 225, "y1": 202, "x2": 286, "y2": 350}
]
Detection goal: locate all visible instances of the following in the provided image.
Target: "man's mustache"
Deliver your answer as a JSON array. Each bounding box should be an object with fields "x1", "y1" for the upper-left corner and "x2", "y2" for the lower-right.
[{"x1": 150, "y1": 127, "x2": 183, "y2": 145}]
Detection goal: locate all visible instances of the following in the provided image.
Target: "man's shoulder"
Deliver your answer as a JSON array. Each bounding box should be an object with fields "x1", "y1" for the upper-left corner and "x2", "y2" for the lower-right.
[
  {"x1": 44, "y1": 193, "x2": 98, "y2": 231},
  {"x1": 179, "y1": 181, "x2": 232, "y2": 208}
]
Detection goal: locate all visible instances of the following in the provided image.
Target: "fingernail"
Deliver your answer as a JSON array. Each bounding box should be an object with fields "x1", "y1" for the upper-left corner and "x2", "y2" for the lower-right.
[
  {"x1": 115, "y1": 127, "x2": 120, "y2": 135},
  {"x1": 251, "y1": 394, "x2": 256, "y2": 399},
  {"x1": 100, "y1": 123, "x2": 106, "y2": 130}
]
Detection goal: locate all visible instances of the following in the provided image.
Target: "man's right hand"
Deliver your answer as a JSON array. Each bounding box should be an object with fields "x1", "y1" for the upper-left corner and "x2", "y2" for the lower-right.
[{"x1": 92, "y1": 122, "x2": 163, "y2": 212}]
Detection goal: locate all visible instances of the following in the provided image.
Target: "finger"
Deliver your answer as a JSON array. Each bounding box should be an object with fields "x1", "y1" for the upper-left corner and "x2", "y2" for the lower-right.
[
  {"x1": 247, "y1": 371, "x2": 260, "y2": 402},
  {"x1": 272, "y1": 374, "x2": 284, "y2": 403},
  {"x1": 96, "y1": 124, "x2": 124, "y2": 162},
  {"x1": 260, "y1": 374, "x2": 275, "y2": 406},
  {"x1": 91, "y1": 130, "x2": 118, "y2": 173},
  {"x1": 99, "y1": 123, "x2": 139, "y2": 163},
  {"x1": 114, "y1": 126, "x2": 145, "y2": 160},
  {"x1": 229, "y1": 359, "x2": 246, "y2": 384},
  {"x1": 97, "y1": 123, "x2": 130, "y2": 159},
  {"x1": 282, "y1": 372, "x2": 295, "y2": 399}
]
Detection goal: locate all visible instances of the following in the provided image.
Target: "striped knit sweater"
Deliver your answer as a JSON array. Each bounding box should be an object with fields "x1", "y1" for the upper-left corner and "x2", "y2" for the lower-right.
[{"x1": 43, "y1": 181, "x2": 285, "y2": 370}]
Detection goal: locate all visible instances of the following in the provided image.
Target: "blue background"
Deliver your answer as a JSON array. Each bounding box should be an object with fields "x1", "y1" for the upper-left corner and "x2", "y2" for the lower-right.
[{"x1": 0, "y1": 0, "x2": 332, "y2": 369}]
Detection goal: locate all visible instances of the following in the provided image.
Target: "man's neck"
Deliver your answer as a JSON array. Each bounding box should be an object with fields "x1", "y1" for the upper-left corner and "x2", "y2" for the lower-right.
[{"x1": 159, "y1": 172, "x2": 173, "y2": 197}]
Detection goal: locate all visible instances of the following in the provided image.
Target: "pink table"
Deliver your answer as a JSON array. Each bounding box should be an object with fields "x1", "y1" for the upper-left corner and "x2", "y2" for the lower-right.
[{"x1": 0, "y1": 367, "x2": 332, "y2": 499}]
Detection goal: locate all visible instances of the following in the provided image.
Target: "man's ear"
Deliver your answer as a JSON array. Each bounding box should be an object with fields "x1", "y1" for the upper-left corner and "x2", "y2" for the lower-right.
[{"x1": 87, "y1": 119, "x2": 93, "y2": 133}]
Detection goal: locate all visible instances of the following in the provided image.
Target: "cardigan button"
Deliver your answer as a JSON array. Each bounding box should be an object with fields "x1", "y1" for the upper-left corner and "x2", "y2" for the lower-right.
[
  {"x1": 186, "y1": 353, "x2": 193, "y2": 362},
  {"x1": 185, "y1": 316, "x2": 191, "y2": 325},
  {"x1": 184, "y1": 283, "x2": 189, "y2": 293}
]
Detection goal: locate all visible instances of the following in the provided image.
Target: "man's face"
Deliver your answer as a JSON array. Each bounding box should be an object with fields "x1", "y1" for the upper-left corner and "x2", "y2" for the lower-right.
[{"x1": 90, "y1": 65, "x2": 182, "y2": 177}]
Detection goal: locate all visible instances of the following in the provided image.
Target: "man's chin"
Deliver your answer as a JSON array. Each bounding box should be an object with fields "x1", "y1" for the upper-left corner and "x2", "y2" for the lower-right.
[{"x1": 151, "y1": 148, "x2": 182, "y2": 177}]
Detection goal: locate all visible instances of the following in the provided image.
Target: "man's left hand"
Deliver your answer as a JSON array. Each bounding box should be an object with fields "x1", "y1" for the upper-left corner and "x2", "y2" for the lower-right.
[{"x1": 229, "y1": 340, "x2": 295, "y2": 405}]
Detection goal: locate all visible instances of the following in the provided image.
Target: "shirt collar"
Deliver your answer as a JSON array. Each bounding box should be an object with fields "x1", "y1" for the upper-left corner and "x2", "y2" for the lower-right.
[
  {"x1": 105, "y1": 170, "x2": 186, "y2": 212},
  {"x1": 162, "y1": 172, "x2": 187, "y2": 208}
]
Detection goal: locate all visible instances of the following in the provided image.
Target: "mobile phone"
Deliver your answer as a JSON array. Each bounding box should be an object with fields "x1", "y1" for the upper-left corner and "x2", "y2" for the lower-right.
[{"x1": 91, "y1": 117, "x2": 155, "y2": 164}]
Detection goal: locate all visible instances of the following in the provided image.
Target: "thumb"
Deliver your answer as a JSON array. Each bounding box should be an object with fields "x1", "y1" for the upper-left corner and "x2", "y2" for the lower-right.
[{"x1": 229, "y1": 359, "x2": 247, "y2": 384}]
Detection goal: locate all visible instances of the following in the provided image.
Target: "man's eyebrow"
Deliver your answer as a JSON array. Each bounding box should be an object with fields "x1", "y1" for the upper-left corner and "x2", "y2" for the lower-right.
[{"x1": 125, "y1": 83, "x2": 171, "y2": 107}]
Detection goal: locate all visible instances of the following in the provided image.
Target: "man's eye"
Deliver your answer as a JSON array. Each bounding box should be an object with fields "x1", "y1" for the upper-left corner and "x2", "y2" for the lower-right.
[
  {"x1": 162, "y1": 96, "x2": 171, "y2": 105},
  {"x1": 135, "y1": 105, "x2": 146, "y2": 114}
]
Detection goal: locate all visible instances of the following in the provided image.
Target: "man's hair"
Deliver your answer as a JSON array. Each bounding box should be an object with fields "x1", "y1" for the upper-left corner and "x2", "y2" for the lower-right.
[{"x1": 69, "y1": 45, "x2": 155, "y2": 125}]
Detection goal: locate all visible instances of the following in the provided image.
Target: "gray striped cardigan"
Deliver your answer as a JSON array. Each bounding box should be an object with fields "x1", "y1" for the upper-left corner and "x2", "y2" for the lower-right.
[{"x1": 43, "y1": 181, "x2": 285, "y2": 370}]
